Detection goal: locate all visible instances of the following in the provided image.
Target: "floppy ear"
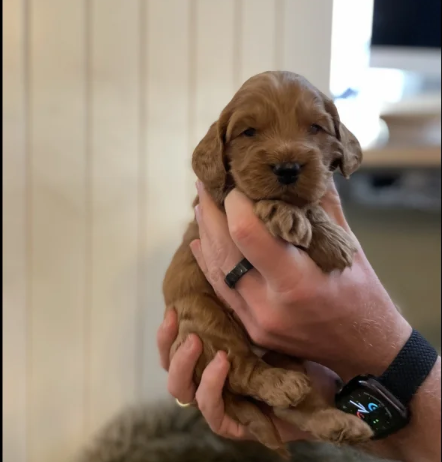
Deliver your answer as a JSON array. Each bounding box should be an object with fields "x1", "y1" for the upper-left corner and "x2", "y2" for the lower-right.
[
  {"x1": 322, "y1": 95, "x2": 363, "y2": 178},
  {"x1": 192, "y1": 117, "x2": 229, "y2": 205}
]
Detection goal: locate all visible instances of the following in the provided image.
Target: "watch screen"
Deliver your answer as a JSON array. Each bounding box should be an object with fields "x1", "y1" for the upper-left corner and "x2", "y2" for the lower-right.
[
  {"x1": 337, "y1": 390, "x2": 395, "y2": 435},
  {"x1": 336, "y1": 376, "x2": 410, "y2": 439}
]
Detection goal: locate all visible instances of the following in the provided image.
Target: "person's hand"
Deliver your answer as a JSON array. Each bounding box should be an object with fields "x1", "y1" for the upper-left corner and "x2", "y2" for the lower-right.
[
  {"x1": 157, "y1": 309, "x2": 340, "y2": 442},
  {"x1": 191, "y1": 180, "x2": 412, "y2": 382}
]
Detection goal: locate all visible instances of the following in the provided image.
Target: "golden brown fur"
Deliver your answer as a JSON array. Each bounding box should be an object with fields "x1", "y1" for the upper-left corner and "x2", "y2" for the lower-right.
[{"x1": 163, "y1": 71, "x2": 372, "y2": 458}]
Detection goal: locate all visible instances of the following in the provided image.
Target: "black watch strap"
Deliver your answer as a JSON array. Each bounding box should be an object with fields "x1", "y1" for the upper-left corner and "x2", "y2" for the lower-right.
[{"x1": 378, "y1": 329, "x2": 438, "y2": 406}]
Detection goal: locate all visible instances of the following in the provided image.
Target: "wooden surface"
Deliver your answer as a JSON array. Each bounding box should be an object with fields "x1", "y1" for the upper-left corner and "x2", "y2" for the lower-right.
[
  {"x1": 363, "y1": 109, "x2": 441, "y2": 168},
  {"x1": 363, "y1": 145, "x2": 441, "y2": 168},
  {"x1": 2, "y1": 1, "x2": 335, "y2": 462}
]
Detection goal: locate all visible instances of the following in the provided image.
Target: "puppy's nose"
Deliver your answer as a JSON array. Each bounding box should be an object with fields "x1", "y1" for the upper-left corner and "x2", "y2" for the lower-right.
[{"x1": 272, "y1": 163, "x2": 301, "y2": 185}]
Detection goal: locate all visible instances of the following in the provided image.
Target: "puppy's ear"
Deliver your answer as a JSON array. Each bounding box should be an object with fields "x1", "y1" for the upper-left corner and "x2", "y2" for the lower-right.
[
  {"x1": 322, "y1": 95, "x2": 363, "y2": 178},
  {"x1": 192, "y1": 119, "x2": 228, "y2": 204}
]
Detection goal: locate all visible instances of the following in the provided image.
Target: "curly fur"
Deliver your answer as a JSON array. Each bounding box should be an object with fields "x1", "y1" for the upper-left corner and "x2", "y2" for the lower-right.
[
  {"x1": 77, "y1": 402, "x2": 393, "y2": 462},
  {"x1": 163, "y1": 71, "x2": 371, "y2": 455}
]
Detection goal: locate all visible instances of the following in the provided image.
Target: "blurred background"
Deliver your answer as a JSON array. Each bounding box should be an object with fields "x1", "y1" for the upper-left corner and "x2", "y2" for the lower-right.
[{"x1": 3, "y1": 1, "x2": 440, "y2": 462}]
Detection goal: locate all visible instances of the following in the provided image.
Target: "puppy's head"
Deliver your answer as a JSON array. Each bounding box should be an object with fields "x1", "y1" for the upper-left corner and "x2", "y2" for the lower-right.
[{"x1": 192, "y1": 71, "x2": 362, "y2": 206}]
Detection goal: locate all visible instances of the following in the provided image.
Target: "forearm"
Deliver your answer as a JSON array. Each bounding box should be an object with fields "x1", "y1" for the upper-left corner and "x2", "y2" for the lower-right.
[
  {"x1": 363, "y1": 358, "x2": 441, "y2": 462},
  {"x1": 326, "y1": 286, "x2": 441, "y2": 462}
]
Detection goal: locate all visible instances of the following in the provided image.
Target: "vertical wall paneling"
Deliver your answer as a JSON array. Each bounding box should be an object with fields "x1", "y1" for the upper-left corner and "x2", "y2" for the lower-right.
[
  {"x1": 186, "y1": 0, "x2": 197, "y2": 198},
  {"x1": 28, "y1": 1, "x2": 86, "y2": 461},
  {"x1": 239, "y1": 0, "x2": 277, "y2": 83},
  {"x1": 274, "y1": 0, "x2": 284, "y2": 70},
  {"x1": 2, "y1": 1, "x2": 337, "y2": 460},
  {"x1": 282, "y1": 0, "x2": 334, "y2": 94},
  {"x1": 194, "y1": 0, "x2": 237, "y2": 145},
  {"x1": 141, "y1": 0, "x2": 192, "y2": 398},
  {"x1": 188, "y1": 0, "x2": 237, "y2": 195},
  {"x1": 87, "y1": 0, "x2": 140, "y2": 435},
  {"x1": 3, "y1": 1, "x2": 27, "y2": 461}
]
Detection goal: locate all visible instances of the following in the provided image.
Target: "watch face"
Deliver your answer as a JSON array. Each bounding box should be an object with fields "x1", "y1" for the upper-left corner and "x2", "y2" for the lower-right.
[
  {"x1": 337, "y1": 390, "x2": 393, "y2": 435},
  {"x1": 335, "y1": 377, "x2": 409, "y2": 439}
]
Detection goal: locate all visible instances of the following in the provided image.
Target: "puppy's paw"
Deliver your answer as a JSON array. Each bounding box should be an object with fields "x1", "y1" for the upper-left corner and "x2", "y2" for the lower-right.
[
  {"x1": 251, "y1": 368, "x2": 311, "y2": 408},
  {"x1": 274, "y1": 408, "x2": 373, "y2": 445},
  {"x1": 254, "y1": 200, "x2": 312, "y2": 247},
  {"x1": 315, "y1": 411, "x2": 374, "y2": 445},
  {"x1": 224, "y1": 392, "x2": 290, "y2": 458},
  {"x1": 308, "y1": 223, "x2": 357, "y2": 273}
]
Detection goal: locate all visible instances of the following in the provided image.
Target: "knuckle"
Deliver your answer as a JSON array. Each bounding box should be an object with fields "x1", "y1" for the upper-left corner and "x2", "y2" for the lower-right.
[
  {"x1": 255, "y1": 312, "x2": 277, "y2": 336},
  {"x1": 195, "y1": 389, "x2": 206, "y2": 411},
  {"x1": 207, "y1": 267, "x2": 221, "y2": 285},
  {"x1": 156, "y1": 328, "x2": 164, "y2": 350},
  {"x1": 156, "y1": 326, "x2": 171, "y2": 352},
  {"x1": 159, "y1": 354, "x2": 168, "y2": 371},
  {"x1": 213, "y1": 244, "x2": 230, "y2": 271},
  {"x1": 208, "y1": 423, "x2": 224, "y2": 437},
  {"x1": 167, "y1": 380, "x2": 178, "y2": 398},
  {"x1": 229, "y1": 218, "x2": 255, "y2": 244},
  {"x1": 200, "y1": 368, "x2": 218, "y2": 390},
  {"x1": 247, "y1": 324, "x2": 267, "y2": 347}
]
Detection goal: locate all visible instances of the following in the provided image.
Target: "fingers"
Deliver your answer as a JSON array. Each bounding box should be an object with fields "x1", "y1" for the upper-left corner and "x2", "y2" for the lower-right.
[
  {"x1": 195, "y1": 183, "x2": 263, "y2": 295},
  {"x1": 159, "y1": 311, "x2": 203, "y2": 405},
  {"x1": 320, "y1": 180, "x2": 350, "y2": 232},
  {"x1": 167, "y1": 334, "x2": 202, "y2": 405},
  {"x1": 157, "y1": 309, "x2": 178, "y2": 370},
  {"x1": 189, "y1": 239, "x2": 208, "y2": 275},
  {"x1": 224, "y1": 189, "x2": 308, "y2": 289},
  {"x1": 189, "y1": 239, "x2": 254, "y2": 325},
  {"x1": 196, "y1": 352, "x2": 229, "y2": 431},
  {"x1": 195, "y1": 182, "x2": 244, "y2": 275},
  {"x1": 320, "y1": 181, "x2": 364, "y2": 259},
  {"x1": 196, "y1": 351, "x2": 247, "y2": 439}
]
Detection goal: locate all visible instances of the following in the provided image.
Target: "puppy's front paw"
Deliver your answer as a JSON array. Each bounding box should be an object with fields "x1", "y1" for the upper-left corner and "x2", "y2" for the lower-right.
[
  {"x1": 274, "y1": 407, "x2": 373, "y2": 445},
  {"x1": 252, "y1": 368, "x2": 311, "y2": 408},
  {"x1": 308, "y1": 223, "x2": 357, "y2": 273},
  {"x1": 254, "y1": 200, "x2": 312, "y2": 247}
]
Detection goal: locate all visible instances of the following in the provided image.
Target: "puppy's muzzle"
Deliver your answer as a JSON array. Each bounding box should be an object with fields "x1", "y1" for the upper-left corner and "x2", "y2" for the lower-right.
[{"x1": 272, "y1": 162, "x2": 301, "y2": 185}]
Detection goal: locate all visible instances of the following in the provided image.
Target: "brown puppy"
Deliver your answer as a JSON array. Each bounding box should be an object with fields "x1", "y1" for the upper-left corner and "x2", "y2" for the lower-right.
[{"x1": 163, "y1": 71, "x2": 372, "y2": 457}]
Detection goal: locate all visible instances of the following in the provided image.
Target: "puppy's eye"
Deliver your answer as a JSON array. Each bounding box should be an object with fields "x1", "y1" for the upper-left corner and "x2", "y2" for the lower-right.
[
  {"x1": 242, "y1": 128, "x2": 256, "y2": 137},
  {"x1": 309, "y1": 124, "x2": 323, "y2": 135}
]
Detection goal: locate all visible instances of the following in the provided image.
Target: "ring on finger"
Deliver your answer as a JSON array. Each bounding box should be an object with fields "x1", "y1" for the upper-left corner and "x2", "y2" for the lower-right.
[
  {"x1": 224, "y1": 258, "x2": 254, "y2": 289},
  {"x1": 175, "y1": 398, "x2": 197, "y2": 408}
]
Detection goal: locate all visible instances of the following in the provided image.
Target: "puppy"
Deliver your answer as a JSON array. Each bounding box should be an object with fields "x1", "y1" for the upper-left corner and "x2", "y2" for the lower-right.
[{"x1": 163, "y1": 71, "x2": 372, "y2": 457}]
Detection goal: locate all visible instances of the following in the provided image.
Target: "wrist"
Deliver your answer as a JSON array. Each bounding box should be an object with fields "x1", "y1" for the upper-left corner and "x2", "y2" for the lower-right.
[
  {"x1": 363, "y1": 358, "x2": 441, "y2": 462},
  {"x1": 334, "y1": 312, "x2": 412, "y2": 384}
]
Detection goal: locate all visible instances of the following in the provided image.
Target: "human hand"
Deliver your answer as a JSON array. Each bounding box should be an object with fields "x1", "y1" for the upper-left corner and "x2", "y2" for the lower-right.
[
  {"x1": 191, "y1": 180, "x2": 412, "y2": 382},
  {"x1": 157, "y1": 309, "x2": 341, "y2": 442}
]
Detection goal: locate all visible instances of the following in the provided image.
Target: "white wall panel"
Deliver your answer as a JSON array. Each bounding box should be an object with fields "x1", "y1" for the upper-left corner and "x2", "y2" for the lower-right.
[
  {"x1": 87, "y1": 0, "x2": 141, "y2": 435},
  {"x1": 28, "y1": 1, "x2": 86, "y2": 461},
  {"x1": 2, "y1": 1, "x2": 334, "y2": 460},
  {"x1": 141, "y1": 0, "x2": 193, "y2": 399},
  {"x1": 3, "y1": 1, "x2": 27, "y2": 461}
]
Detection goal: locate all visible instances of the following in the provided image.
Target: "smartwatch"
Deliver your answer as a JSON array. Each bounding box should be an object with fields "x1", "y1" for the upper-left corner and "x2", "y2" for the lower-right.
[{"x1": 335, "y1": 329, "x2": 438, "y2": 440}]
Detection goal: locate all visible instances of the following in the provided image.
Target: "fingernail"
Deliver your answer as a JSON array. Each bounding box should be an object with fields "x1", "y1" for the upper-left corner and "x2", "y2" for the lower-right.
[
  {"x1": 194, "y1": 204, "x2": 201, "y2": 223},
  {"x1": 196, "y1": 180, "x2": 203, "y2": 195},
  {"x1": 215, "y1": 351, "x2": 225, "y2": 365},
  {"x1": 163, "y1": 311, "x2": 173, "y2": 329},
  {"x1": 189, "y1": 239, "x2": 200, "y2": 256},
  {"x1": 184, "y1": 335, "x2": 194, "y2": 350}
]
